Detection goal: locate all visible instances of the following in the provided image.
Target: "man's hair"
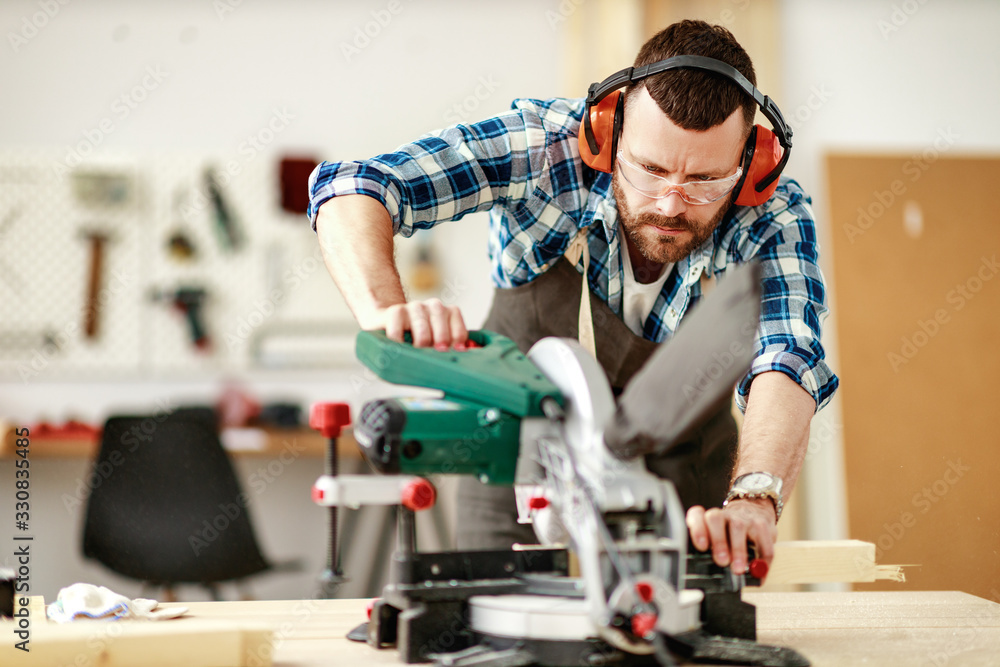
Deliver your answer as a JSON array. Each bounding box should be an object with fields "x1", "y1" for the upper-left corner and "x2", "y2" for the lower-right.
[{"x1": 626, "y1": 20, "x2": 757, "y2": 134}]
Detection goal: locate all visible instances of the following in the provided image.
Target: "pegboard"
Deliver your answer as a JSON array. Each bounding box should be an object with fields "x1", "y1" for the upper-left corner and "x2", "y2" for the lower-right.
[{"x1": 0, "y1": 150, "x2": 356, "y2": 380}]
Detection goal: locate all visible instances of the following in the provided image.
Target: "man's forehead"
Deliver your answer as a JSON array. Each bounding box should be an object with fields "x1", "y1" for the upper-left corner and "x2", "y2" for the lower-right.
[{"x1": 622, "y1": 87, "x2": 745, "y2": 170}]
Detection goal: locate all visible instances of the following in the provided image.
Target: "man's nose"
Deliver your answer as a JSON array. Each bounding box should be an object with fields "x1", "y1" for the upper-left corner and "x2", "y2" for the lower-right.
[{"x1": 654, "y1": 189, "x2": 688, "y2": 218}]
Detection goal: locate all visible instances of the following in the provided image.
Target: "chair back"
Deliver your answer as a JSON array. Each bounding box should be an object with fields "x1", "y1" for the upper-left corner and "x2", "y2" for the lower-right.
[{"x1": 83, "y1": 413, "x2": 269, "y2": 585}]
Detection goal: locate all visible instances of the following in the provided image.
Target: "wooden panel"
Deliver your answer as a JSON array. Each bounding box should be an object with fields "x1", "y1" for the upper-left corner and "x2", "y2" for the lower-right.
[
  {"x1": 642, "y1": 0, "x2": 782, "y2": 100},
  {"x1": 827, "y1": 153, "x2": 1000, "y2": 600}
]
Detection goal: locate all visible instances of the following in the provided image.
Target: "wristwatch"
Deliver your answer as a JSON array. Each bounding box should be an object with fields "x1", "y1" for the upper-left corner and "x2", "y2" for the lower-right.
[{"x1": 724, "y1": 472, "x2": 784, "y2": 521}]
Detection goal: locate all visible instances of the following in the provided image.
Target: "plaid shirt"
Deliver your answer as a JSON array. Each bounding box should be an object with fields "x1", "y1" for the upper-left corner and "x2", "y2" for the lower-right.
[{"x1": 308, "y1": 97, "x2": 839, "y2": 411}]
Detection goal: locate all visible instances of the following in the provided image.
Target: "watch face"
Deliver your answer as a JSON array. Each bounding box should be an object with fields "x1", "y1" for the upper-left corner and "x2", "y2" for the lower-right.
[{"x1": 741, "y1": 473, "x2": 772, "y2": 490}]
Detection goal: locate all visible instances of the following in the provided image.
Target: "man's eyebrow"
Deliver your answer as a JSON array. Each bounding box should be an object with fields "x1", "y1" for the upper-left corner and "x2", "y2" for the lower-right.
[{"x1": 633, "y1": 153, "x2": 731, "y2": 179}]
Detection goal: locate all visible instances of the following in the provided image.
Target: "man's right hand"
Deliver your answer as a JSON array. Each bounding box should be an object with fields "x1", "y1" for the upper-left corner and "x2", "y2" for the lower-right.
[
  {"x1": 315, "y1": 195, "x2": 470, "y2": 350},
  {"x1": 377, "y1": 298, "x2": 469, "y2": 350}
]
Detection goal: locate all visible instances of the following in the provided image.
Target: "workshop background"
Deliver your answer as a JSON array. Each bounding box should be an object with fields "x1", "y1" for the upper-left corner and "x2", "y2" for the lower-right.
[{"x1": 1, "y1": 0, "x2": 998, "y2": 604}]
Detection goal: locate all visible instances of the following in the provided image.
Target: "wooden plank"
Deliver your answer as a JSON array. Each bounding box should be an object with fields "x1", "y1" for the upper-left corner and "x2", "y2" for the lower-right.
[
  {"x1": 0, "y1": 596, "x2": 274, "y2": 667},
  {"x1": 758, "y1": 540, "x2": 906, "y2": 586}
]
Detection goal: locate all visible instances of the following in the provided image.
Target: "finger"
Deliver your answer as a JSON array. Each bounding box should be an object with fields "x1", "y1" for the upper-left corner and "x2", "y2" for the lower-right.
[
  {"x1": 449, "y1": 308, "x2": 469, "y2": 350},
  {"x1": 685, "y1": 506, "x2": 710, "y2": 552},
  {"x1": 727, "y1": 514, "x2": 750, "y2": 574},
  {"x1": 703, "y1": 508, "x2": 730, "y2": 567},
  {"x1": 407, "y1": 303, "x2": 433, "y2": 347},
  {"x1": 383, "y1": 305, "x2": 409, "y2": 343},
  {"x1": 748, "y1": 515, "x2": 777, "y2": 564},
  {"x1": 424, "y1": 299, "x2": 453, "y2": 350}
]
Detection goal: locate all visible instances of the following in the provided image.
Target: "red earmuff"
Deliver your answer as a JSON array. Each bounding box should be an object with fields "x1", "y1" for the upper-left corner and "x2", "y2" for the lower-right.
[
  {"x1": 578, "y1": 91, "x2": 622, "y2": 174},
  {"x1": 733, "y1": 125, "x2": 784, "y2": 207}
]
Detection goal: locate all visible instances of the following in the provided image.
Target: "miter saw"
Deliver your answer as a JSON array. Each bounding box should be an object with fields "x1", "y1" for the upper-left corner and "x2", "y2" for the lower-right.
[{"x1": 310, "y1": 261, "x2": 809, "y2": 667}]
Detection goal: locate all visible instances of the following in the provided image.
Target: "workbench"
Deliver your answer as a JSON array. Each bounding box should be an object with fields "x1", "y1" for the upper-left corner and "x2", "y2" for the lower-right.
[{"x1": 122, "y1": 592, "x2": 1000, "y2": 666}]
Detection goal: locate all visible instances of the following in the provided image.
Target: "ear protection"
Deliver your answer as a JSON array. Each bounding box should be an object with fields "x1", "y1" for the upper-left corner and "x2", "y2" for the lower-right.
[{"x1": 579, "y1": 54, "x2": 793, "y2": 207}]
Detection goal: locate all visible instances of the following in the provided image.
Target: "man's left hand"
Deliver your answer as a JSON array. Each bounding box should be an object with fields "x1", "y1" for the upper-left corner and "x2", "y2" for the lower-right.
[{"x1": 685, "y1": 499, "x2": 777, "y2": 574}]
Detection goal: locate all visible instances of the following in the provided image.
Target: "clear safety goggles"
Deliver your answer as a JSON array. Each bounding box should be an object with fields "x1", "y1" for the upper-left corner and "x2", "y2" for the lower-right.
[{"x1": 616, "y1": 150, "x2": 743, "y2": 205}]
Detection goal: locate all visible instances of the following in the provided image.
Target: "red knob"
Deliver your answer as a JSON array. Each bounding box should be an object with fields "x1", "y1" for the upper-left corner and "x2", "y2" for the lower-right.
[
  {"x1": 528, "y1": 496, "x2": 549, "y2": 510},
  {"x1": 310, "y1": 402, "x2": 351, "y2": 437},
  {"x1": 635, "y1": 581, "x2": 654, "y2": 603},
  {"x1": 631, "y1": 612, "x2": 658, "y2": 639},
  {"x1": 749, "y1": 558, "x2": 769, "y2": 580},
  {"x1": 401, "y1": 478, "x2": 436, "y2": 511}
]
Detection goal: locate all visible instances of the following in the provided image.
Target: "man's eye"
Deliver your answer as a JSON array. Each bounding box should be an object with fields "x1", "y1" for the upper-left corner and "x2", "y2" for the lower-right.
[{"x1": 643, "y1": 165, "x2": 662, "y2": 174}]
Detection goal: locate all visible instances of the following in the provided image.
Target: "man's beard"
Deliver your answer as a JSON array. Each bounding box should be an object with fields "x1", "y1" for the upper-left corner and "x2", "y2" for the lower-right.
[{"x1": 612, "y1": 171, "x2": 731, "y2": 265}]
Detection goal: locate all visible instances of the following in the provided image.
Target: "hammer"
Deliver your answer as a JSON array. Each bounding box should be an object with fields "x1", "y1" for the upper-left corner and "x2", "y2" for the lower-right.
[{"x1": 79, "y1": 229, "x2": 111, "y2": 340}]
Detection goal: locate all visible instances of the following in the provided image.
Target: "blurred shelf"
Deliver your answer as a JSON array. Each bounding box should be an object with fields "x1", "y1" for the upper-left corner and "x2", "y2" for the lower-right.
[{"x1": 0, "y1": 422, "x2": 358, "y2": 460}]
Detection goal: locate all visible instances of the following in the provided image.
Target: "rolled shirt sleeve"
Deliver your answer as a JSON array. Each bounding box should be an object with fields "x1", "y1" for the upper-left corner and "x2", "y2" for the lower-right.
[{"x1": 731, "y1": 184, "x2": 839, "y2": 412}]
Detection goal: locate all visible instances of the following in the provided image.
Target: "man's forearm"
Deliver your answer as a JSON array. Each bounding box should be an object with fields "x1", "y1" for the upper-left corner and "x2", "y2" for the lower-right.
[
  {"x1": 315, "y1": 194, "x2": 406, "y2": 329},
  {"x1": 733, "y1": 370, "x2": 816, "y2": 499}
]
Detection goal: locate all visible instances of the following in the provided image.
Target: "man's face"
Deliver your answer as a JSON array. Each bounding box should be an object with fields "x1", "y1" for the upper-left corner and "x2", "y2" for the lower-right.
[{"x1": 613, "y1": 87, "x2": 746, "y2": 266}]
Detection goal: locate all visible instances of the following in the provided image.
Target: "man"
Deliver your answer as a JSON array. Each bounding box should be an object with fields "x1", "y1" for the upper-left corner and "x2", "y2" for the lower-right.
[{"x1": 308, "y1": 20, "x2": 838, "y2": 575}]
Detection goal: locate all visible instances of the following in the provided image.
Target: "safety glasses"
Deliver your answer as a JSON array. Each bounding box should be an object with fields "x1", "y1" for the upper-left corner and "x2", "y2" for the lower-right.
[{"x1": 616, "y1": 150, "x2": 742, "y2": 205}]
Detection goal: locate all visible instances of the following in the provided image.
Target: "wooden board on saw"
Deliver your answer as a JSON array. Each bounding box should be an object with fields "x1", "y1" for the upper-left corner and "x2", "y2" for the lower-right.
[{"x1": 754, "y1": 540, "x2": 906, "y2": 587}]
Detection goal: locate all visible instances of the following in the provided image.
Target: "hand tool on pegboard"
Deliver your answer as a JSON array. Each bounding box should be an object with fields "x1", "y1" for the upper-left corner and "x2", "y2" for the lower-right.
[
  {"x1": 149, "y1": 286, "x2": 211, "y2": 351},
  {"x1": 278, "y1": 156, "x2": 318, "y2": 215},
  {"x1": 78, "y1": 228, "x2": 114, "y2": 341},
  {"x1": 204, "y1": 167, "x2": 243, "y2": 251}
]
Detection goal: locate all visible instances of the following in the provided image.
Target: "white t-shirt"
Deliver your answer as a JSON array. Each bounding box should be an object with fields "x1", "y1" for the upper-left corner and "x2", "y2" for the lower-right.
[{"x1": 619, "y1": 225, "x2": 672, "y2": 336}]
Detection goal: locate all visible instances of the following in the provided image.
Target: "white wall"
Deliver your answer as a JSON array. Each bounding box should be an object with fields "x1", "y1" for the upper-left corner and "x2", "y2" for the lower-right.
[
  {"x1": 0, "y1": 0, "x2": 565, "y2": 602},
  {"x1": 4, "y1": 0, "x2": 1000, "y2": 601},
  {"x1": 778, "y1": 0, "x2": 1000, "y2": 543}
]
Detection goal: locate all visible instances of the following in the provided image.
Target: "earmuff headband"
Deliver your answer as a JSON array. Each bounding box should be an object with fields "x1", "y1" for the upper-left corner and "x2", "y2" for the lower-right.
[{"x1": 584, "y1": 54, "x2": 793, "y2": 194}]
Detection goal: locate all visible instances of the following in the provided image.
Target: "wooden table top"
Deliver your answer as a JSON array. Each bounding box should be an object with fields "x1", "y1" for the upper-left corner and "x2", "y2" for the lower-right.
[{"x1": 168, "y1": 591, "x2": 1000, "y2": 666}]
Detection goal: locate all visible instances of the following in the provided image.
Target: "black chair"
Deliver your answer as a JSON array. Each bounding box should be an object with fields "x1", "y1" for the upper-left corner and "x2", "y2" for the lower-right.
[{"x1": 83, "y1": 411, "x2": 274, "y2": 600}]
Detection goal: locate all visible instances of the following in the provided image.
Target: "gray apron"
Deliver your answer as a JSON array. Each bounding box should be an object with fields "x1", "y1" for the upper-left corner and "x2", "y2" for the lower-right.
[{"x1": 455, "y1": 258, "x2": 739, "y2": 549}]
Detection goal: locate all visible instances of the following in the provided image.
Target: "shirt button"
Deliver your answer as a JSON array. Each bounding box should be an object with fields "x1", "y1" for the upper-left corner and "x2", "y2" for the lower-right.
[{"x1": 668, "y1": 307, "x2": 678, "y2": 318}]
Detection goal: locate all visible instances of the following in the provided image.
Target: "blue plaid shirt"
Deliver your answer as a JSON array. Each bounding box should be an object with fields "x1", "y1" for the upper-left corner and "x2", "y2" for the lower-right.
[{"x1": 308, "y1": 97, "x2": 838, "y2": 411}]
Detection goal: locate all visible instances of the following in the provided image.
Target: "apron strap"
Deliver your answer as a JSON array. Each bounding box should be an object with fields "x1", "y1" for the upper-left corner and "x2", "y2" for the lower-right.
[{"x1": 563, "y1": 228, "x2": 596, "y2": 358}]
